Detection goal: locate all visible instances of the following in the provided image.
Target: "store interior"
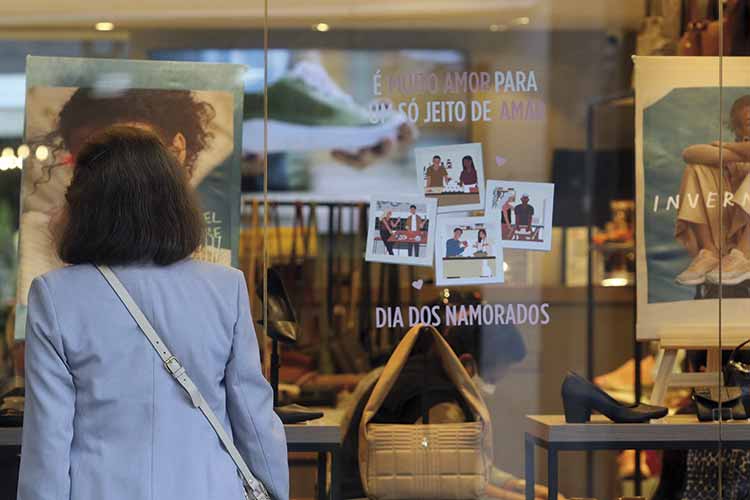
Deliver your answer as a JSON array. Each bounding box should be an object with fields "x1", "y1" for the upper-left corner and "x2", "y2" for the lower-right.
[{"x1": 4, "y1": 1, "x2": 750, "y2": 500}]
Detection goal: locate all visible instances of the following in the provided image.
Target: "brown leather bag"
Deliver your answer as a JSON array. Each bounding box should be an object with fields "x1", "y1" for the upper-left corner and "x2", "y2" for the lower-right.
[{"x1": 358, "y1": 324, "x2": 493, "y2": 500}]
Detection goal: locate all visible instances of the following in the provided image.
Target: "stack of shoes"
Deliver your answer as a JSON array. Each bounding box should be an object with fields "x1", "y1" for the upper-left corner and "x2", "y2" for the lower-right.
[
  {"x1": 257, "y1": 269, "x2": 323, "y2": 425},
  {"x1": 561, "y1": 372, "x2": 668, "y2": 423}
]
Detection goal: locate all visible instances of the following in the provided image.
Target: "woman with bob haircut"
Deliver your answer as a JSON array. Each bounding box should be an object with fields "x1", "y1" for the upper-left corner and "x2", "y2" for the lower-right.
[{"x1": 17, "y1": 125, "x2": 288, "y2": 500}]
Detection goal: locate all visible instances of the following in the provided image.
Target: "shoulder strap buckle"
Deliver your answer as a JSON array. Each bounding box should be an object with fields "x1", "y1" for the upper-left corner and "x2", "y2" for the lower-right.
[{"x1": 164, "y1": 356, "x2": 183, "y2": 375}]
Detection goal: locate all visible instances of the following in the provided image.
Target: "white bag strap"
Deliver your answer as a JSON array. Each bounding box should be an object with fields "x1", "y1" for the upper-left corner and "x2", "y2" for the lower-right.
[{"x1": 96, "y1": 265, "x2": 271, "y2": 500}]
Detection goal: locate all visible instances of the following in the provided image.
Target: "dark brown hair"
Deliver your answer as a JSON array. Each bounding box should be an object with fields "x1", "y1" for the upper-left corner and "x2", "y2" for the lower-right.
[
  {"x1": 32, "y1": 88, "x2": 215, "y2": 191},
  {"x1": 58, "y1": 125, "x2": 205, "y2": 266},
  {"x1": 461, "y1": 155, "x2": 476, "y2": 172},
  {"x1": 58, "y1": 88, "x2": 215, "y2": 171}
]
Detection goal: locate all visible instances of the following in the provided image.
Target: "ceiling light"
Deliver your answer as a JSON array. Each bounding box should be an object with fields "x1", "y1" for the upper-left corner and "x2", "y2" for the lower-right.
[
  {"x1": 503, "y1": 261, "x2": 509, "y2": 272},
  {"x1": 1, "y1": 147, "x2": 13, "y2": 157},
  {"x1": 313, "y1": 23, "x2": 330, "y2": 32},
  {"x1": 489, "y1": 24, "x2": 507, "y2": 32},
  {"x1": 512, "y1": 17, "x2": 530, "y2": 26},
  {"x1": 95, "y1": 22, "x2": 115, "y2": 32},
  {"x1": 17, "y1": 144, "x2": 30, "y2": 159}
]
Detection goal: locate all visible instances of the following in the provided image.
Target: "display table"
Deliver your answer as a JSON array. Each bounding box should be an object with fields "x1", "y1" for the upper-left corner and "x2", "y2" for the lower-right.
[
  {"x1": 0, "y1": 408, "x2": 344, "y2": 500},
  {"x1": 287, "y1": 409, "x2": 344, "y2": 500},
  {"x1": 374, "y1": 230, "x2": 428, "y2": 255},
  {"x1": 525, "y1": 414, "x2": 750, "y2": 500}
]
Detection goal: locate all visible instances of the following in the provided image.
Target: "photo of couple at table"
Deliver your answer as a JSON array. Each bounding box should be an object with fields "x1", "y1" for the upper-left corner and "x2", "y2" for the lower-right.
[
  {"x1": 365, "y1": 196, "x2": 438, "y2": 266},
  {"x1": 435, "y1": 216, "x2": 504, "y2": 286},
  {"x1": 415, "y1": 142, "x2": 485, "y2": 213},
  {"x1": 486, "y1": 180, "x2": 555, "y2": 252}
]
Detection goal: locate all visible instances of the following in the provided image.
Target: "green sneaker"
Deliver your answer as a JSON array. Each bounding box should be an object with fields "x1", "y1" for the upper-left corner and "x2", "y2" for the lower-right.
[
  {"x1": 243, "y1": 61, "x2": 409, "y2": 154},
  {"x1": 244, "y1": 61, "x2": 372, "y2": 126}
]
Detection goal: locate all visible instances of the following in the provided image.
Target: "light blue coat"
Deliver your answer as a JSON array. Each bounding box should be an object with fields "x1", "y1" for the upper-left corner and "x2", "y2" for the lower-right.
[{"x1": 17, "y1": 260, "x2": 289, "y2": 500}]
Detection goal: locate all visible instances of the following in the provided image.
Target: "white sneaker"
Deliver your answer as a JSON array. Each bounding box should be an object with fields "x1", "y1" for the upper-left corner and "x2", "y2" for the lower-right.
[
  {"x1": 243, "y1": 61, "x2": 410, "y2": 154},
  {"x1": 706, "y1": 248, "x2": 750, "y2": 285},
  {"x1": 675, "y1": 249, "x2": 720, "y2": 286}
]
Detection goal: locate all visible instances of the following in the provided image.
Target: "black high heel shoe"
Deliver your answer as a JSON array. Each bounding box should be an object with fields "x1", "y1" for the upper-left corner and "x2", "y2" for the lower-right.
[
  {"x1": 256, "y1": 268, "x2": 322, "y2": 424},
  {"x1": 257, "y1": 268, "x2": 298, "y2": 345},
  {"x1": 561, "y1": 371, "x2": 668, "y2": 423}
]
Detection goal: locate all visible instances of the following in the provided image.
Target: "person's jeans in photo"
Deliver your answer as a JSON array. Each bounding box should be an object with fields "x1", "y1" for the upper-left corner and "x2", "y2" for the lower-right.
[{"x1": 380, "y1": 228, "x2": 394, "y2": 255}]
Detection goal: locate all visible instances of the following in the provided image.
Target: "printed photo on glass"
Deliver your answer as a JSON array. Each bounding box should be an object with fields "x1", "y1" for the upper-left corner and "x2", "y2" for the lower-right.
[
  {"x1": 485, "y1": 180, "x2": 555, "y2": 251},
  {"x1": 434, "y1": 215, "x2": 503, "y2": 286},
  {"x1": 415, "y1": 142, "x2": 485, "y2": 213},
  {"x1": 365, "y1": 195, "x2": 438, "y2": 266}
]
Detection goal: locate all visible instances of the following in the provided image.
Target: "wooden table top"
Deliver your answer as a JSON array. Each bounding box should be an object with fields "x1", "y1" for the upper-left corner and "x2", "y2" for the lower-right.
[
  {"x1": 526, "y1": 414, "x2": 750, "y2": 443},
  {"x1": 284, "y1": 408, "x2": 344, "y2": 445}
]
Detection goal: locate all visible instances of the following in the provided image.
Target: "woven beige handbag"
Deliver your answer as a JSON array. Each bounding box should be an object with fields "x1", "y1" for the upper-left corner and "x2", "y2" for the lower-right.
[{"x1": 358, "y1": 324, "x2": 493, "y2": 500}]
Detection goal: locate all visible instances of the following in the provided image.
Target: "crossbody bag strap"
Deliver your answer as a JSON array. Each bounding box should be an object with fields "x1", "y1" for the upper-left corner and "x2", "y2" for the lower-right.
[{"x1": 96, "y1": 265, "x2": 271, "y2": 500}]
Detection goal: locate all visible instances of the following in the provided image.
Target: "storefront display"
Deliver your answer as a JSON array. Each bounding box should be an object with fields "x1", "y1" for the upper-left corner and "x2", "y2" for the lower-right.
[{"x1": 3, "y1": 2, "x2": 750, "y2": 500}]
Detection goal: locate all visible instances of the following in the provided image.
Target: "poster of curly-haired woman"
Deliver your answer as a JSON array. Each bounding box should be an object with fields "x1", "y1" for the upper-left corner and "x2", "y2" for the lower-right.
[
  {"x1": 635, "y1": 56, "x2": 750, "y2": 341},
  {"x1": 15, "y1": 56, "x2": 244, "y2": 339}
]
